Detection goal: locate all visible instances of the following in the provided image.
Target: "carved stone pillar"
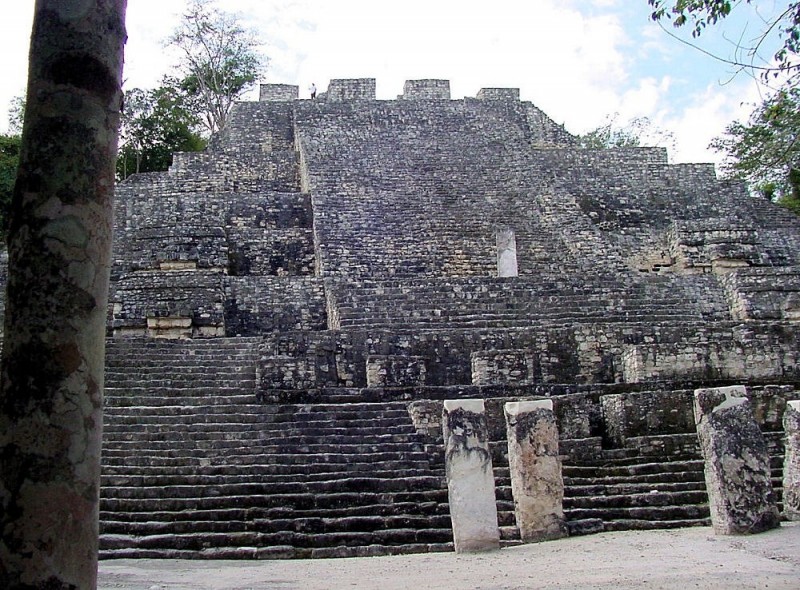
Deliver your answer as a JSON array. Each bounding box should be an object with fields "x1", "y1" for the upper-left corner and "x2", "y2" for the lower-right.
[
  {"x1": 693, "y1": 386, "x2": 780, "y2": 534},
  {"x1": 442, "y1": 399, "x2": 499, "y2": 553},
  {"x1": 504, "y1": 400, "x2": 567, "y2": 542},
  {"x1": 783, "y1": 400, "x2": 800, "y2": 521}
]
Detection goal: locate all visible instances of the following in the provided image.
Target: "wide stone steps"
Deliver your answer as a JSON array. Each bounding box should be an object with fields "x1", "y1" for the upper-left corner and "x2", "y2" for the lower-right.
[
  {"x1": 337, "y1": 311, "x2": 697, "y2": 330},
  {"x1": 100, "y1": 542, "x2": 451, "y2": 560},
  {"x1": 104, "y1": 424, "x2": 417, "y2": 438},
  {"x1": 101, "y1": 375, "x2": 453, "y2": 560},
  {"x1": 105, "y1": 395, "x2": 260, "y2": 407},
  {"x1": 102, "y1": 467, "x2": 437, "y2": 486},
  {"x1": 101, "y1": 528, "x2": 451, "y2": 552},
  {"x1": 564, "y1": 490, "x2": 709, "y2": 509},
  {"x1": 104, "y1": 417, "x2": 412, "y2": 432},
  {"x1": 101, "y1": 501, "x2": 449, "y2": 525},
  {"x1": 336, "y1": 291, "x2": 691, "y2": 309},
  {"x1": 328, "y1": 275, "x2": 723, "y2": 329},
  {"x1": 103, "y1": 440, "x2": 427, "y2": 456},
  {"x1": 565, "y1": 481, "x2": 707, "y2": 496},
  {"x1": 101, "y1": 460, "x2": 436, "y2": 478},
  {"x1": 497, "y1": 434, "x2": 789, "y2": 542},
  {"x1": 105, "y1": 402, "x2": 413, "y2": 416},
  {"x1": 565, "y1": 504, "x2": 710, "y2": 521},
  {"x1": 100, "y1": 492, "x2": 449, "y2": 530},
  {"x1": 562, "y1": 459, "x2": 705, "y2": 478},
  {"x1": 104, "y1": 432, "x2": 420, "y2": 447},
  {"x1": 102, "y1": 476, "x2": 445, "y2": 500},
  {"x1": 104, "y1": 408, "x2": 413, "y2": 425},
  {"x1": 101, "y1": 450, "x2": 434, "y2": 468},
  {"x1": 102, "y1": 514, "x2": 453, "y2": 536},
  {"x1": 494, "y1": 451, "x2": 714, "y2": 541},
  {"x1": 105, "y1": 377, "x2": 254, "y2": 388},
  {"x1": 106, "y1": 359, "x2": 257, "y2": 370}
]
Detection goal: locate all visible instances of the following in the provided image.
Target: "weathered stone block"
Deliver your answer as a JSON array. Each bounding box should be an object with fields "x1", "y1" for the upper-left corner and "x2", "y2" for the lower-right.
[
  {"x1": 622, "y1": 340, "x2": 799, "y2": 383},
  {"x1": 147, "y1": 316, "x2": 192, "y2": 339},
  {"x1": 504, "y1": 400, "x2": 567, "y2": 542},
  {"x1": 366, "y1": 355, "x2": 426, "y2": 387},
  {"x1": 601, "y1": 390, "x2": 695, "y2": 447},
  {"x1": 496, "y1": 228, "x2": 518, "y2": 277},
  {"x1": 471, "y1": 349, "x2": 536, "y2": 386},
  {"x1": 259, "y1": 84, "x2": 299, "y2": 102},
  {"x1": 327, "y1": 78, "x2": 376, "y2": 101},
  {"x1": 784, "y1": 400, "x2": 800, "y2": 521},
  {"x1": 407, "y1": 400, "x2": 442, "y2": 437},
  {"x1": 442, "y1": 399, "x2": 499, "y2": 553},
  {"x1": 476, "y1": 88, "x2": 520, "y2": 101},
  {"x1": 693, "y1": 385, "x2": 780, "y2": 534},
  {"x1": 402, "y1": 79, "x2": 450, "y2": 100}
]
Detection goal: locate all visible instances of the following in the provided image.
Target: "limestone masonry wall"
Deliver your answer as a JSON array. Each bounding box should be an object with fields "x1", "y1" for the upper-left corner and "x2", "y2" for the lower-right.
[
  {"x1": 21, "y1": 78, "x2": 800, "y2": 561},
  {"x1": 91, "y1": 79, "x2": 800, "y2": 406},
  {"x1": 8, "y1": 76, "x2": 800, "y2": 448}
]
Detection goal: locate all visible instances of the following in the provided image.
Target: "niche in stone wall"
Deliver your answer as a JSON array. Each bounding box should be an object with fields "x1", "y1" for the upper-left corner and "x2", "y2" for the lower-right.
[
  {"x1": 159, "y1": 260, "x2": 197, "y2": 271},
  {"x1": 146, "y1": 316, "x2": 226, "y2": 339},
  {"x1": 147, "y1": 317, "x2": 192, "y2": 339},
  {"x1": 497, "y1": 228, "x2": 518, "y2": 277}
]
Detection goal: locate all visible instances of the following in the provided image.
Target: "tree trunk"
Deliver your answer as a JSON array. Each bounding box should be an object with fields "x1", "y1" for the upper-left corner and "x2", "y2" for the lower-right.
[{"x1": 0, "y1": 1, "x2": 127, "y2": 588}]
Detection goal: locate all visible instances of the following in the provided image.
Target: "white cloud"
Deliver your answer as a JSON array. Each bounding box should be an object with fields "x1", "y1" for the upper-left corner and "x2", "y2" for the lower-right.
[
  {"x1": 661, "y1": 81, "x2": 760, "y2": 165},
  {"x1": 0, "y1": 0, "x2": 762, "y2": 169},
  {"x1": 618, "y1": 76, "x2": 672, "y2": 119},
  {"x1": 0, "y1": 3, "x2": 34, "y2": 132}
]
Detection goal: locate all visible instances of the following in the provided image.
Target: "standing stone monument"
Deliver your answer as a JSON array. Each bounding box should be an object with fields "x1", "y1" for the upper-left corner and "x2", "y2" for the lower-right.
[
  {"x1": 442, "y1": 399, "x2": 500, "y2": 553},
  {"x1": 504, "y1": 400, "x2": 567, "y2": 542},
  {"x1": 496, "y1": 228, "x2": 518, "y2": 278},
  {"x1": 784, "y1": 400, "x2": 800, "y2": 520},
  {"x1": 693, "y1": 385, "x2": 780, "y2": 534}
]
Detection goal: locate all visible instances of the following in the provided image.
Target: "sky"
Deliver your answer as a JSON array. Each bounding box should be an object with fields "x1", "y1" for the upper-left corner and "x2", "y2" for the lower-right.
[{"x1": 0, "y1": 1, "x2": 790, "y2": 165}]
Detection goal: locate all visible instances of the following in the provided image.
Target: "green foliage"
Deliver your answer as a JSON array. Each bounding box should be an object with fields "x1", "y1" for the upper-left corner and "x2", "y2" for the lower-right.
[
  {"x1": 648, "y1": 1, "x2": 800, "y2": 80},
  {"x1": 579, "y1": 123, "x2": 642, "y2": 149},
  {"x1": 710, "y1": 85, "x2": 800, "y2": 207},
  {"x1": 117, "y1": 79, "x2": 207, "y2": 180},
  {"x1": 168, "y1": 0, "x2": 266, "y2": 133},
  {"x1": 116, "y1": 0, "x2": 265, "y2": 178},
  {"x1": 578, "y1": 115, "x2": 675, "y2": 150},
  {"x1": 0, "y1": 134, "x2": 21, "y2": 239}
]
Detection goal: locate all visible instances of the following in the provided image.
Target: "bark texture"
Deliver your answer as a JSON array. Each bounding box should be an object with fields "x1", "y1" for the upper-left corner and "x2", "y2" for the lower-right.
[{"x1": 0, "y1": 1, "x2": 126, "y2": 588}]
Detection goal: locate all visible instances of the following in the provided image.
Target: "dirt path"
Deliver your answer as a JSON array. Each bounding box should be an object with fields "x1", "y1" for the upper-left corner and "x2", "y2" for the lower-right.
[{"x1": 98, "y1": 523, "x2": 800, "y2": 590}]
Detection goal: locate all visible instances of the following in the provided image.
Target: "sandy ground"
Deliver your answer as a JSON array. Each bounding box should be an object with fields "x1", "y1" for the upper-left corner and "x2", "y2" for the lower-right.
[{"x1": 98, "y1": 522, "x2": 800, "y2": 590}]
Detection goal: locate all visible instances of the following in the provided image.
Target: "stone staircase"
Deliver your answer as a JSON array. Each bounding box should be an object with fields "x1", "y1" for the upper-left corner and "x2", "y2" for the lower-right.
[
  {"x1": 326, "y1": 274, "x2": 728, "y2": 330},
  {"x1": 100, "y1": 338, "x2": 452, "y2": 559},
  {"x1": 100, "y1": 338, "x2": 790, "y2": 558},
  {"x1": 493, "y1": 431, "x2": 787, "y2": 543}
]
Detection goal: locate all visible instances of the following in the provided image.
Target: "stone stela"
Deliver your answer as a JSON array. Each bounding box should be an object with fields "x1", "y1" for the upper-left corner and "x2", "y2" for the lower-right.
[
  {"x1": 693, "y1": 386, "x2": 780, "y2": 535},
  {"x1": 442, "y1": 399, "x2": 500, "y2": 553},
  {"x1": 504, "y1": 400, "x2": 567, "y2": 542},
  {"x1": 784, "y1": 401, "x2": 800, "y2": 521}
]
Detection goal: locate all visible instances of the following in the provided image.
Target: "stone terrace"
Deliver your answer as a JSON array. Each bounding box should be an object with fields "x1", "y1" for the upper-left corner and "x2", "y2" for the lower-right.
[{"x1": 7, "y1": 78, "x2": 800, "y2": 559}]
